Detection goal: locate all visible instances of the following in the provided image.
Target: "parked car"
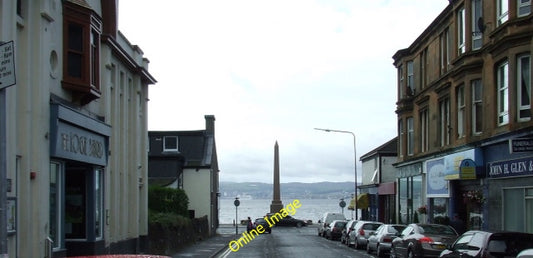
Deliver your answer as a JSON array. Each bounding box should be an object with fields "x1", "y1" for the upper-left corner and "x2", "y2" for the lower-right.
[
  {"x1": 253, "y1": 218, "x2": 271, "y2": 234},
  {"x1": 348, "y1": 220, "x2": 383, "y2": 249},
  {"x1": 366, "y1": 224, "x2": 406, "y2": 257},
  {"x1": 518, "y1": 248, "x2": 533, "y2": 258},
  {"x1": 439, "y1": 230, "x2": 533, "y2": 258},
  {"x1": 317, "y1": 212, "x2": 346, "y2": 237},
  {"x1": 265, "y1": 213, "x2": 307, "y2": 227},
  {"x1": 325, "y1": 220, "x2": 347, "y2": 240},
  {"x1": 391, "y1": 223, "x2": 458, "y2": 258},
  {"x1": 340, "y1": 220, "x2": 358, "y2": 245}
]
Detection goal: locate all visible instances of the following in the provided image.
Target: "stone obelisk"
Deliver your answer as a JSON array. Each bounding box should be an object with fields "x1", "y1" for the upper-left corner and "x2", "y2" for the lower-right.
[{"x1": 270, "y1": 141, "x2": 284, "y2": 213}]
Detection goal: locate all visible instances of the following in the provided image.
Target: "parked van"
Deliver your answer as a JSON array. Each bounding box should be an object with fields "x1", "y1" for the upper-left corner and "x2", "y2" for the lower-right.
[{"x1": 318, "y1": 212, "x2": 346, "y2": 237}]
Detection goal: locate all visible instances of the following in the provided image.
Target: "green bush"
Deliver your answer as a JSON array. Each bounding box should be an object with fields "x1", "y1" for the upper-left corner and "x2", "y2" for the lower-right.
[
  {"x1": 148, "y1": 185, "x2": 189, "y2": 217},
  {"x1": 149, "y1": 211, "x2": 191, "y2": 228}
]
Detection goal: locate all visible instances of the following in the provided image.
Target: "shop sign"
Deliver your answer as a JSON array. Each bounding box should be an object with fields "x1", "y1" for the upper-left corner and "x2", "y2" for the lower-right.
[
  {"x1": 488, "y1": 157, "x2": 533, "y2": 178},
  {"x1": 0, "y1": 41, "x2": 16, "y2": 89},
  {"x1": 52, "y1": 121, "x2": 107, "y2": 166},
  {"x1": 509, "y1": 138, "x2": 533, "y2": 153}
]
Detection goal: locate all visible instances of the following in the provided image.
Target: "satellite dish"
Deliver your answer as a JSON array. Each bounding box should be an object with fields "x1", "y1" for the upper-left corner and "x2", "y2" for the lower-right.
[{"x1": 477, "y1": 17, "x2": 486, "y2": 33}]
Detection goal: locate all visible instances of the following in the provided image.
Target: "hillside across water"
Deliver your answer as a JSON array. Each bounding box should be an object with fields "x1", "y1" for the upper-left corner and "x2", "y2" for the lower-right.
[{"x1": 220, "y1": 181, "x2": 356, "y2": 200}]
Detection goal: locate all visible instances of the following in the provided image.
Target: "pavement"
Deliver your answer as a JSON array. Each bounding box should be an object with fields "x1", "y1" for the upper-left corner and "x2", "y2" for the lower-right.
[{"x1": 171, "y1": 224, "x2": 245, "y2": 258}]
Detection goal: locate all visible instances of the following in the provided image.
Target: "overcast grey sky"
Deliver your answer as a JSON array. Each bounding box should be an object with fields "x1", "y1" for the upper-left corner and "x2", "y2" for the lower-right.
[{"x1": 119, "y1": 0, "x2": 448, "y2": 183}]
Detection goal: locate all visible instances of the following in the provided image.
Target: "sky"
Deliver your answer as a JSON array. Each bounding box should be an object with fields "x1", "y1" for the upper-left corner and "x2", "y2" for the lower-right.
[{"x1": 118, "y1": 0, "x2": 449, "y2": 184}]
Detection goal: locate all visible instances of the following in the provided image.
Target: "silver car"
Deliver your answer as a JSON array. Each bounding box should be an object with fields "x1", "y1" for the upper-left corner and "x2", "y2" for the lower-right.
[
  {"x1": 366, "y1": 224, "x2": 406, "y2": 257},
  {"x1": 348, "y1": 220, "x2": 383, "y2": 249}
]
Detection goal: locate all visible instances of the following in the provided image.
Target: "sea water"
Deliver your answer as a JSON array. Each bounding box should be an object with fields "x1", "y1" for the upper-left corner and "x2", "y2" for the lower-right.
[{"x1": 219, "y1": 198, "x2": 359, "y2": 224}]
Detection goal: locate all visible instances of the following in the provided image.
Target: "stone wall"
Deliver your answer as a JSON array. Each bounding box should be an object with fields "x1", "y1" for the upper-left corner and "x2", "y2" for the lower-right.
[{"x1": 148, "y1": 216, "x2": 209, "y2": 255}]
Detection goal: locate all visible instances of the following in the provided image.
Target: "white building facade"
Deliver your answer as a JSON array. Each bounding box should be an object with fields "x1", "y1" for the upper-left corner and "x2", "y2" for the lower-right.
[{"x1": 1, "y1": 0, "x2": 155, "y2": 256}]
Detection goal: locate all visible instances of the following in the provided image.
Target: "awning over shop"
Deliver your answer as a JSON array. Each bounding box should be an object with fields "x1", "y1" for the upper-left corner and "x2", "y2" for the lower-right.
[
  {"x1": 357, "y1": 193, "x2": 369, "y2": 209},
  {"x1": 347, "y1": 193, "x2": 369, "y2": 210}
]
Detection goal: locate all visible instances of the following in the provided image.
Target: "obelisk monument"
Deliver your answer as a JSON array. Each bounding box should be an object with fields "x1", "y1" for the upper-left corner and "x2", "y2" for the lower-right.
[{"x1": 270, "y1": 141, "x2": 284, "y2": 213}]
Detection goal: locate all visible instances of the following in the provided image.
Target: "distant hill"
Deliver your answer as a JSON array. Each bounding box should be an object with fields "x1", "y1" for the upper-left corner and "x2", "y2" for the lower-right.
[{"x1": 220, "y1": 181, "x2": 355, "y2": 200}]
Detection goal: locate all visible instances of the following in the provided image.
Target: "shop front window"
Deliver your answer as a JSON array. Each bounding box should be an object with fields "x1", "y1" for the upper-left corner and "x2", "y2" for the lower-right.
[
  {"x1": 504, "y1": 187, "x2": 533, "y2": 233},
  {"x1": 50, "y1": 162, "x2": 64, "y2": 249},
  {"x1": 399, "y1": 175, "x2": 422, "y2": 224}
]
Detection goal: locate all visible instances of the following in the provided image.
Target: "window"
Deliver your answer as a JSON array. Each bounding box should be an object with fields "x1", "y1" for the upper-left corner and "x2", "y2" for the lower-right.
[
  {"x1": 62, "y1": 1, "x2": 102, "y2": 104},
  {"x1": 457, "y1": 85, "x2": 465, "y2": 138},
  {"x1": 95, "y1": 169, "x2": 103, "y2": 239},
  {"x1": 163, "y1": 136, "x2": 179, "y2": 152},
  {"x1": 458, "y1": 7, "x2": 466, "y2": 54},
  {"x1": 420, "y1": 109, "x2": 429, "y2": 152},
  {"x1": 503, "y1": 187, "x2": 533, "y2": 233},
  {"x1": 399, "y1": 120, "x2": 404, "y2": 158},
  {"x1": 497, "y1": 61, "x2": 509, "y2": 125},
  {"x1": 472, "y1": 80, "x2": 483, "y2": 134},
  {"x1": 518, "y1": 0, "x2": 531, "y2": 17},
  {"x1": 497, "y1": 0, "x2": 509, "y2": 25},
  {"x1": 407, "y1": 117, "x2": 414, "y2": 156},
  {"x1": 472, "y1": 0, "x2": 483, "y2": 50},
  {"x1": 440, "y1": 97, "x2": 450, "y2": 146},
  {"x1": 407, "y1": 61, "x2": 414, "y2": 95},
  {"x1": 50, "y1": 162, "x2": 64, "y2": 250},
  {"x1": 440, "y1": 28, "x2": 450, "y2": 74},
  {"x1": 517, "y1": 54, "x2": 531, "y2": 121}
]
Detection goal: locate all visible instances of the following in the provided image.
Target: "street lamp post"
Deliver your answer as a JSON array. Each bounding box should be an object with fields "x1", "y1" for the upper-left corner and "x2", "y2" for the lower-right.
[{"x1": 315, "y1": 128, "x2": 357, "y2": 219}]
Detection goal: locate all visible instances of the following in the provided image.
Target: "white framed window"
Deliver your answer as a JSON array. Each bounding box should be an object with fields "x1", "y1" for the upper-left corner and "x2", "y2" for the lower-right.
[
  {"x1": 497, "y1": 0, "x2": 509, "y2": 25},
  {"x1": 420, "y1": 48, "x2": 428, "y2": 88},
  {"x1": 518, "y1": 0, "x2": 531, "y2": 17},
  {"x1": 407, "y1": 117, "x2": 414, "y2": 156},
  {"x1": 472, "y1": 0, "x2": 483, "y2": 50},
  {"x1": 399, "y1": 119, "x2": 404, "y2": 158},
  {"x1": 503, "y1": 187, "x2": 533, "y2": 233},
  {"x1": 457, "y1": 85, "x2": 465, "y2": 138},
  {"x1": 163, "y1": 136, "x2": 179, "y2": 152},
  {"x1": 407, "y1": 61, "x2": 414, "y2": 95},
  {"x1": 497, "y1": 61, "x2": 509, "y2": 125},
  {"x1": 517, "y1": 54, "x2": 531, "y2": 121},
  {"x1": 472, "y1": 79, "x2": 483, "y2": 134},
  {"x1": 458, "y1": 7, "x2": 466, "y2": 54},
  {"x1": 420, "y1": 109, "x2": 429, "y2": 153},
  {"x1": 440, "y1": 97, "x2": 450, "y2": 146}
]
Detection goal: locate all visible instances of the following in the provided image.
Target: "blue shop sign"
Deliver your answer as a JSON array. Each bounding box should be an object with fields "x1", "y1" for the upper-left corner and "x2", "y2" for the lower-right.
[{"x1": 488, "y1": 157, "x2": 533, "y2": 178}]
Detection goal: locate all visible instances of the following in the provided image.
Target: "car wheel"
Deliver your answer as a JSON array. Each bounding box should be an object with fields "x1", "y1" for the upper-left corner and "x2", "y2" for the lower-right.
[
  {"x1": 390, "y1": 245, "x2": 396, "y2": 258},
  {"x1": 366, "y1": 243, "x2": 372, "y2": 254},
  {"x1": 407, "y1": 249, "x2": 415, "y2": 258},
  {"x1": 296, "y1": 222, "x2": 302, "y2": 228},
  {"x1": 354, "y1": 239, "x2": 359, "y2": 249},
  {"x1": 376, "y1": 244, "x2": 383, "y2": 258}
]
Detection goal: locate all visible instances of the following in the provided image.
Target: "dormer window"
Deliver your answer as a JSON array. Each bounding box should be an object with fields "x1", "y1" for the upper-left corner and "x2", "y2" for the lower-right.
[
  {"x1": 62, "y1": 1, "x2": 102, "y2": 105},
  {"x1": 163, "y1": 136, "x2": 179, "y2": 152}
]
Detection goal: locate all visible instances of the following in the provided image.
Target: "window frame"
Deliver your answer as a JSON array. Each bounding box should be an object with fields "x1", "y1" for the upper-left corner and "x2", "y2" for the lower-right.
[
  {"x1": 518, "y1": 0, "x2": 531, "y2": 17},
  {"x1": 439, "y1": 97, "x2": 451, "y2": 146},
  {"x1": 407, "y1": 61, "x2": 414, "y2": 95},
  {"x1": 497, "y1": 0, "x2": 509, "y2": 26},
  {"x1": 399, "y1": 119, "x2": 404, "y2": 158},
  {"x1": 517, "y1": 54, "x2": 531, "y2": 122},
  {"x1": 497, "y1": 61, "x2": 509, "y2": 126},
  {"x1": 440, "y1": 28, "x2": 451, "y2": 74},
  {"x1": 407, "y1": 117, "x2": 414, "y2": 156},
  {"x1": 457, "y1": 85, "x2": 466, "y2": 138},
  {"x1": 419, "y1": 108, "x2": 429, "y2": 153},
  {"x1": 458, "y1": 7, "x2": 466, "y2": 55},
  {"x1": 472, "y1": 79, "x2": 483, "y2": 135},
  {"x1": 62, "y1": 1, "x2": 102, "y2": 104},
  {"x1": 163, "y1": 136, "x2": 179, "y2": 152},
  {"x1": 50, "y1": 161, "x2": 64, "y2": 250},
  {"x1": 472, "y1": 0, "x2": 483, "y2": 50}
]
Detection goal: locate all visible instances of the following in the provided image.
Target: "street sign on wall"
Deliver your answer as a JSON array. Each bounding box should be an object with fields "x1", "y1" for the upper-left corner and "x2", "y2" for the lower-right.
[{"x1": 0, "y1": 41, "x2": 16, "y2": 90}]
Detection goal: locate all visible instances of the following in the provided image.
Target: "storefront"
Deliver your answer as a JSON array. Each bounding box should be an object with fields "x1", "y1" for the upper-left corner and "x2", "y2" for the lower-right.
[
  {"x1": 396, "y1": 162, "x2": 423, "y2": 224},
  {"x1": 425, "y1": 148, "x2": 483, "y2": 230},
  {"x1": 484, "y1": 137, "x2": 533, "y2": 233},
  {"x1": 49, "y1": 102, "x2": 111, "y2": 255}
]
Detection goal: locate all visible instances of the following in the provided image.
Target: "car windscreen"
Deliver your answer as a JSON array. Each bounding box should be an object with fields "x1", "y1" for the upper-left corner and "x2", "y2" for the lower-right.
[
  {"x1": 418, "y1": 225, "x2": 456, "y2": 235},
  {"x1": 363, "y1": 223, "x2": 382, "y2": 230}
]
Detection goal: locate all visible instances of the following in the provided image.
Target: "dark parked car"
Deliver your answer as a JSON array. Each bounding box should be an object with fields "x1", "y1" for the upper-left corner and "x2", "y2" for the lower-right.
[
  {"x1": 325, "y1": 220, "x2": 347, "y2": 240},
  {"x1": 340, "y1": 220, "x2": 358, "y2": 245},
  {"x1": 391, "y1": 223, "x2": 458, "y2": 258},
  {"x1": 440, "y1": 230, "x2": 533, "y2": 258},
  {"x1": 366, "y1": 224, "x2": 406, "y2": 257},
  {"x1": 266, "y1": 213, "x2": 307, "y2": 227},
  {"x1": 349, "y1": 220, "x2": 384, "y2": 249},
  {"x1": 253, "y1": 218, "x2": 271, "y2": 234}
]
